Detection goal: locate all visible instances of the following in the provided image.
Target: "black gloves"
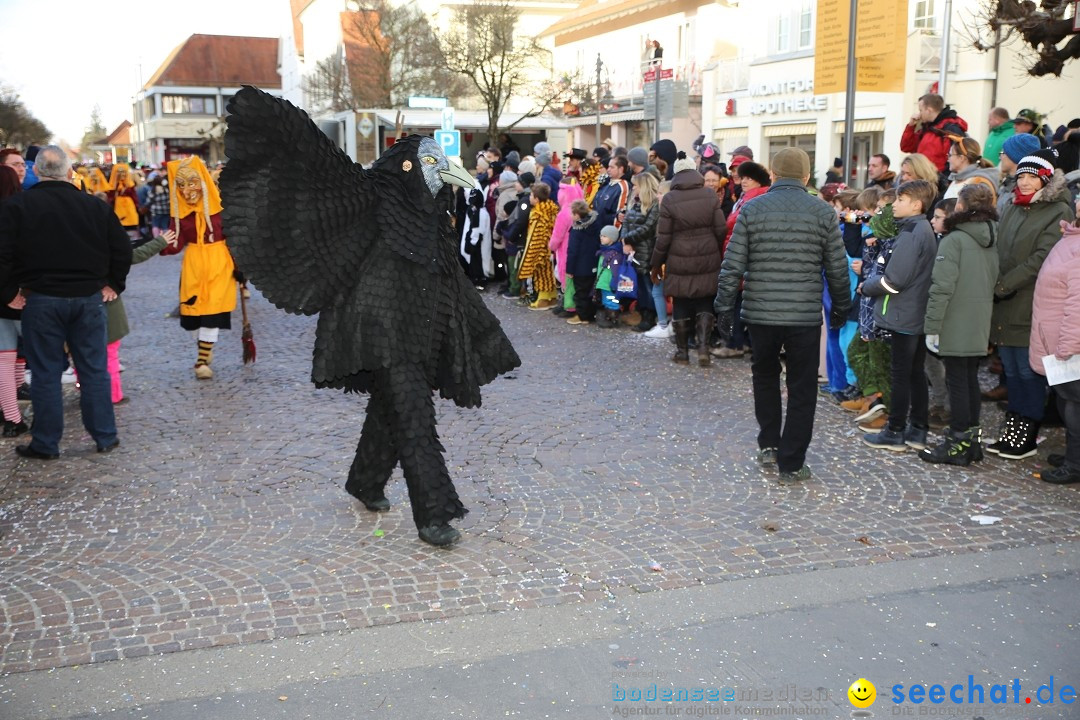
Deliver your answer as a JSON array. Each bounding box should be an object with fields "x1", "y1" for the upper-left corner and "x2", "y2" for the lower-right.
[
  {"x1": 233, "y1": 269, "x2": 246, "y2": 283},
  {"x1": 715, "y1": 311, "x2": 734, "y2": 341},
  {"x1": 829, "y1": 308, "x2": 847, "y2": 330}
]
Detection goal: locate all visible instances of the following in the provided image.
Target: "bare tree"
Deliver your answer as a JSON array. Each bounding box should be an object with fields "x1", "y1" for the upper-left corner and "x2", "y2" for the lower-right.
[
  {"x1": 438, "y1": 0, "x2": 556, "y2": 144},
  {"x1": 965, "y1": 0, "x2": 1080, "y2": 77},
  {"x1": 0, "y1": 87, "x2": 50, "y2": 147},
  {"x1": 304, "y1": 1, "x2": 466, "y2": 112}
]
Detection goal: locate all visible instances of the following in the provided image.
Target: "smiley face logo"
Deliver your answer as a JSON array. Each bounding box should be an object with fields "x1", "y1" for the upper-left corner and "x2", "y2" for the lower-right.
[{"x1": 848, "y1": 678, "x2": 876, "y2": 708}]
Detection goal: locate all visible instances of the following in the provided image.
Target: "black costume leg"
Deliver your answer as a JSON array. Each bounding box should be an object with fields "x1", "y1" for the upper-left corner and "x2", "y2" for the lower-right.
[
  {"x1": 344, "y1": 387, "x2": 398, "y2": 507},
  {"x1": 382, "y1": 364, "x2": 467, "y2": 529}
]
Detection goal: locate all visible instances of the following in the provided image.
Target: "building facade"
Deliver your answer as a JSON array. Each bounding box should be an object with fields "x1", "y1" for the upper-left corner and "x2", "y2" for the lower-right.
[
  {"x1": 702, "y1": 0, "x2": 1080, "y2": 187},
  {"x1": 540, "y1": 0, "x2": 731, "y2": 152},
  {"x1": 132, "y1": 34, "x2": 282, "y2": 165}
]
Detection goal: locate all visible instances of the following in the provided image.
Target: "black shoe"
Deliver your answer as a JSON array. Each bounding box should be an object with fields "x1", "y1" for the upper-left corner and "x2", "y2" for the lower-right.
[
  {"x1": 985, "y1": 412, "x2": 1019, "y2": 455},
  {"x1": 97, "y1": 440, "x2": 120, "y2": 453},
  {"x1": 15, "y1": 444, "x2": 59, "y2": 460},
  {"x1": 17, "y1": 383, "x2": 30, "y2": 401},
  {"x1": 362, "y1": 495, "x2": 391, "y2": 512},
  {"x1": 1048, "y1": 453, "x2": 1066, "y2": 468},
  {"x1": 1042, "y1": 466, "x2": 1080, "y2": 484},
  {"x1": 418, "y1": 524, "x2": 461, "y2": 547},
  {"x1": 2, "y1": 419, "x2": 29, "y2": 438},
  {"x1": 919, "y1": 428, "x2": 975, "y2": 466},
  {"x1": 998, "y1": 416, "x2": 1039, "y2": 460}
]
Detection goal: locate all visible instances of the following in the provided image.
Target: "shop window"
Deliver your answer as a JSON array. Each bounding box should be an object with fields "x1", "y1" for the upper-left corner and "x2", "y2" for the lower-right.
[{"x1": 914, "y1": 0, "x2": 935, "y2": 30}]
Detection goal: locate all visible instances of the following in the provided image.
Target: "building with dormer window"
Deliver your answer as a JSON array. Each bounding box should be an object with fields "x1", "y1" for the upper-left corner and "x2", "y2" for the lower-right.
[{"x1": 132, "y1": 34, "x2": 282, "y2": 165}]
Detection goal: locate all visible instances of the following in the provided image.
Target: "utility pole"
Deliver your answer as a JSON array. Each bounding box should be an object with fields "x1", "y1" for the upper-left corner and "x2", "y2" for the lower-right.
[
  {"x1": 842, "y1": 0, "x2": 858, "y2": 186},
  {"x1": 595, "y1": 53, "x2": 602, "y2": 145},
  {"x1": 654, "y1": 62, "x2": 662, "y2": 144}
]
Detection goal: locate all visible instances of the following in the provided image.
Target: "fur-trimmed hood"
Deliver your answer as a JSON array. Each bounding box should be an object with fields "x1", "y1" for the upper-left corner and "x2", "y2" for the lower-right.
[
  {"x1": 572, "y1": 210, "x2": 599, "y2": 230},
  {"x1": 943, "y1": 206, "x2": 998, "y2": 235}
]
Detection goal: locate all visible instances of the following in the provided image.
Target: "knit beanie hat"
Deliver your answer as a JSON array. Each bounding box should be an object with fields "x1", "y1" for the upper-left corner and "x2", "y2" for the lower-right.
[
  {"x1": 627, "y1": 146, "x2": 649, "y2": 168},
  {"x1": 504, "y1": 150, "x2": 520, "y2": 170},
  {"x1": 600, "y1": 224, "x2": 619, "y2": 241},
  {"x1": 533, "y1": 141, "x2": 552, "y2": 166},
  {"x1": 517, "y1": 171, "x2": 535, "y2": 188},
  {"x1": 672, "y1": 151, "x2": 697, "y2": 174},
  {"x1": 499, "y1": 169, "x2": 517, "y2": 184},
  {"x1": 1002, "y1": 133, "x2": 1041, "y2": 163},
  {"x1": 770, "y1": 147, "x2": 810, "y2": 179},
  {"x1": 650, "y1": 139, "x2": 677, "y2": 171},
  {"x1": 517, "y1": 159, "x2": 536, "y2": 177},
  {"x1": 1015, "y1": 149, "x2": 1058, "y2": 186}
]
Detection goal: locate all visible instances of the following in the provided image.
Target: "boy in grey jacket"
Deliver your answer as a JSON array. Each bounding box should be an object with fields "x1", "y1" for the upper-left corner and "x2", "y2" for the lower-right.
[{"x1": 860, "y1": 180, "x2": 939, "y2": 452}]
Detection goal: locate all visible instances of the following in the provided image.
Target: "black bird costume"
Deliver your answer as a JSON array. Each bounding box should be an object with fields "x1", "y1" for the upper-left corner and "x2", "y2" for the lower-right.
[{"x1": 219, "y1": 87, "x2": 521, "y2": 546}]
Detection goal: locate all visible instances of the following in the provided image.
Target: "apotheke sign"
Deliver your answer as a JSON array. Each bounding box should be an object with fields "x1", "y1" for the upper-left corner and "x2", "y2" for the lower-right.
[{"x1": 748, "y1": 78, "x2": 827, "y2": 116}]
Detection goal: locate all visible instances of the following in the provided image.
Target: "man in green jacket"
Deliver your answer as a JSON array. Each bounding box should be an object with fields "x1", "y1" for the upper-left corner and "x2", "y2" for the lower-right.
[
  {"x1": 983, "y1": 108, "x2": 1014, "y2": 167},
  {"x1": 714, "y1": 148, "x2": 850, "y2": 485}
]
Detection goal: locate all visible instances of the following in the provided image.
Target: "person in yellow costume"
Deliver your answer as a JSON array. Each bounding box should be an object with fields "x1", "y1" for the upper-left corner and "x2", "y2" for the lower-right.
[
  {"x1": 87, "y1": 167, "x2": 110, "y2": 194},
  {"x1": 159, "y1": 156, "x2": 238, "y2": 380},
  {"x1": 107, "y1": 163, "x2": 140, "y2": 239}
]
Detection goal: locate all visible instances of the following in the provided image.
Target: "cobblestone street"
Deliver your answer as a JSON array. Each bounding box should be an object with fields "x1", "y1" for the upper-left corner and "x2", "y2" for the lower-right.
[{"x1": 2, "y1": 253, "x2": 1078, "y2": 678}]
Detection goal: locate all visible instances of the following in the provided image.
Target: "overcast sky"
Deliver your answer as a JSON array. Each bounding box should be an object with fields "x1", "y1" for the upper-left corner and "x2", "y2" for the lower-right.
[{"x1": 0, "y1": 0, "x2": 285, "y2": 144}]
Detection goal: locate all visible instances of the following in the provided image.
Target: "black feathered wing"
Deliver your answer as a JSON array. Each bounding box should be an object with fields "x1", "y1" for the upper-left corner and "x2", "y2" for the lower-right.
[{"x1": 220, "y1": 86, "x2": 375, "y2": 315}]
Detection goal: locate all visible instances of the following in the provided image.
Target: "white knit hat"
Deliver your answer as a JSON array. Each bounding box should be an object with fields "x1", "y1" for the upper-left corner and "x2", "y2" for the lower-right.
[{"x1": 673, "y1": 151, "x2": 696, "y2": 174}]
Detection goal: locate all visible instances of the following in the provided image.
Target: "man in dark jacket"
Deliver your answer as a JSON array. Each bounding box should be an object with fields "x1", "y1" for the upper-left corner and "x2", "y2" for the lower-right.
[
  {"x1": 861, "y1": 179, "x2": 939, "y2": 452},
  {"x1": 714, "y1": 147, "x2": 850, "y2": 484},
  {"x1": 0, "y1": 145, "x2": 132, "y2": 459}
]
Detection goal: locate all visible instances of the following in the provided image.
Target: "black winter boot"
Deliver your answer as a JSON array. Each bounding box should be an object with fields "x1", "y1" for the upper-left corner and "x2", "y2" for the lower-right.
[
  {"x1": 695, "y1": 313, "x2": 713, "y2": 367},
  {"x1": 967, "y1": 426, "x2": 984, "y2": 462},
  {"x1": 596, "y1": 309, "x2": 616, "y2": 328},
  {"x1": 998, "y1": 416, "x2": 1039, "y2": 460},
  {"x1": 919, "y1": 428, "x2": 976, "y2": 466},
  {"x1": 633, "y1": 309, "x2": 656, "y2": 333},
  {"x1": 671, "y1": 319, "x2": 691, "y2": 364},
  {"x1": 985, "y1": 412, "x2": 1018, "y2": 455}
]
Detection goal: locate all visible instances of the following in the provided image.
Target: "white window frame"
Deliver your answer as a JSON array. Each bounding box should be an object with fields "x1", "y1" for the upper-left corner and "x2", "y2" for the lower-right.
[{"x1": 914, "y1": 0, "x2": 935, "y2": 30}]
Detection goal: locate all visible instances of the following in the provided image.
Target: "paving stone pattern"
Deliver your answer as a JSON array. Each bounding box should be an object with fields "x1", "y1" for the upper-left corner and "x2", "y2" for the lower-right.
[{"x1": 1, "y1": 254, "x2": 1078, "y2": 674}]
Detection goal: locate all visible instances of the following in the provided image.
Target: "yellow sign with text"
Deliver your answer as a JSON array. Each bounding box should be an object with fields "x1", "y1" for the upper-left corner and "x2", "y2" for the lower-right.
[{"x1": 814, "y1": 0, "x2": 907, "y2": 94}]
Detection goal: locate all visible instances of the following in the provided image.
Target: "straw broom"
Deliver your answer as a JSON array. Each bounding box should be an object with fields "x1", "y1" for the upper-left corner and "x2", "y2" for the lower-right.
[{"x1": 239, "y1": 284, "x2": 256, "y2": 364}]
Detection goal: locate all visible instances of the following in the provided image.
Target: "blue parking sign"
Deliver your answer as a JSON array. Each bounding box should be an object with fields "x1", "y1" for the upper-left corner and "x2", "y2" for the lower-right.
[{"x1": 434, "y1": 130, "x2": 460, "y2": 158}]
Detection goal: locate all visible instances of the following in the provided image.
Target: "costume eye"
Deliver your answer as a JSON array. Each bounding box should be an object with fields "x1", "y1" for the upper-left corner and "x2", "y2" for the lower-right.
[{"x1": 422, "y1": 156, "x2": 437, "y2": 165}]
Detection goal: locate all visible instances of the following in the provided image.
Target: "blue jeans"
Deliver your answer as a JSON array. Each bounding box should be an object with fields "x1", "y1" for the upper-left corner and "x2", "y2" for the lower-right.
[
  {"x1": 999, "y1": 345, "x2": 1047, "y2": 420},
  {"x1": 651, "y1": 279, "x2": 668, "y2": 326},
  {"x1": 22, "y1": 292, "x2": 117, "y2": 454}
]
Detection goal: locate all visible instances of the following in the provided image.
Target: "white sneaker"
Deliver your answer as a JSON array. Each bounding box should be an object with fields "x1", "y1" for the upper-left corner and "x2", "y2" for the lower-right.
[
  {"x1": 643, "y1": 323, "x2": 673, "y2": 339},
  {"x1": 61, "y1": 367, "x2": 77, "y2": 384}
]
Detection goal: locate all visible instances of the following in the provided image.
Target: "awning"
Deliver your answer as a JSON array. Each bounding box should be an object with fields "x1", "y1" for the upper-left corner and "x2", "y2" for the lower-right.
[
  {"x1": 712, "y1": 127, "x2": 749, "y2": 140},
  {"x1": 763, "y1": 122, "x2": 818, "y2": 137},
  {"x1": 833, "y1": 118, "x2": 886, "y2": 134},
  {"x1": 564, "y1": 108, "x2": 647, "y2": 126}
]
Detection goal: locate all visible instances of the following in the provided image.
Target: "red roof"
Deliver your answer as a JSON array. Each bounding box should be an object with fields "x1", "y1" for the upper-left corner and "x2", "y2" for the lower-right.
[
  {"x1": 106, "y1": 121, "x2": 131, "y2": 145},
  {"x1": 144, "y1": 34, "x2": 281, "y2": 89}
]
